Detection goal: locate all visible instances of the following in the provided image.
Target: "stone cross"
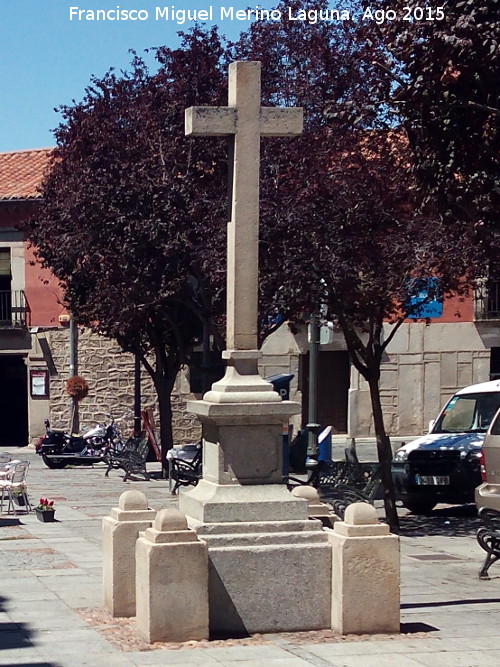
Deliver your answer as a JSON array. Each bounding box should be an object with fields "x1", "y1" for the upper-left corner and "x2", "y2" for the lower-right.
[{"x1": 185, "y1": 61, "x2": 303, "y2": 350}]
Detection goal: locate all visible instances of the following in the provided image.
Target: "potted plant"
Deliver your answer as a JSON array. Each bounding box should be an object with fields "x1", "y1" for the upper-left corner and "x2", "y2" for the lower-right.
[
  {"x1": 12, "y1": 486, "x2": 27, "y2": 507},
  {"x1": 35, "y1": 498, "x2": 56, "y2": 522}
]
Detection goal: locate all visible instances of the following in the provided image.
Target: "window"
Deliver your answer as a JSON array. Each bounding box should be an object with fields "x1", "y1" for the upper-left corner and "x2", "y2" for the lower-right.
[
  {"x1": 0, "y1": 248, "x2": 12, "y2": 324},
  {"x1": 475, "y1": 279, "x2": 500, "y2": 320}
]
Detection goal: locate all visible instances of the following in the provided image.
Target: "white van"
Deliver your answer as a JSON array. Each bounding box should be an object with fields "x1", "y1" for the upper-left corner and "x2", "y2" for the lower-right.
[{"x1": 392, "y1": 380, "x2": 500, "y2": 514}]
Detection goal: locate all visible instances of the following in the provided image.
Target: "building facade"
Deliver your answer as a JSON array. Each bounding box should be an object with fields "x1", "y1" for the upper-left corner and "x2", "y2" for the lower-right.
[
  {"x1": 262, "y1": 287, "x2": 500, "y2": 438},
  {"x1": 0, "y1": 149, "x2": 201, "y2": 447},
  {"x1": 1, "y1": 148, "x2": 499, "y2": 448}
]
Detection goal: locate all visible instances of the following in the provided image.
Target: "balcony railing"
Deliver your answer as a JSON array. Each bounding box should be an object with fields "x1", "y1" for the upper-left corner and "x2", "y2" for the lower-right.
[
  {"x1": 475, "y1": 280, "x2": 500, "y2": 320},
  {"x1": 0, "y1": 290, "x2": 29, "y2": 328}
]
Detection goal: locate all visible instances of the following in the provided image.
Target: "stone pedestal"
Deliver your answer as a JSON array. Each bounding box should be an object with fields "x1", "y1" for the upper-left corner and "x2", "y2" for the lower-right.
[
  {"x1": 135, "y1": 509, "x2": 209, "y2": 643},
  {"x1": 179, "y1": 350, "x2": 332, "y2": 635},
  {"x1": 328, "y1": 503, "x2": 400, "y2": 635},
  {"x1": 102, "y1": 490, "x2": 156, "y2": 617}
]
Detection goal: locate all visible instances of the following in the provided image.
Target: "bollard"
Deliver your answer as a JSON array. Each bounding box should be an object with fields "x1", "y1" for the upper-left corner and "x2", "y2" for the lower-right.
[
  {"x1": 291, "y1": 485, "x2": 338, "y2": 528},
  {"x1": 135, "y1": 508, "x2": 209, "y2": 643},
  {"x1": 102, "y1": 490, "x2": 156, "y2": 617},
  {"x1": 327, "y1": 502, "x2": 400, "y2": 635}
]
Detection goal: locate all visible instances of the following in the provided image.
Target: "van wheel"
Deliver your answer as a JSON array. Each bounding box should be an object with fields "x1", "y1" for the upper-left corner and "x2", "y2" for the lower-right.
[{"x1": 403, "y1": 498, "x2": 436, "y2": 515}]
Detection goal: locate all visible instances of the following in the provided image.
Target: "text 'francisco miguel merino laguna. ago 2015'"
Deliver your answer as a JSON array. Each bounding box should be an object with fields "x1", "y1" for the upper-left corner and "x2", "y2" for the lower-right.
[{"x1": 68, "y1": 5, "x2": 354, "y2": 24}]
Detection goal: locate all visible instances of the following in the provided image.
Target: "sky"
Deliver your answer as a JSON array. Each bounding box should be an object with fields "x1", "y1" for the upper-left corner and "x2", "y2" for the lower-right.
[{"x1": 0, "y1": 0, "x2": 257, "y2": 152}]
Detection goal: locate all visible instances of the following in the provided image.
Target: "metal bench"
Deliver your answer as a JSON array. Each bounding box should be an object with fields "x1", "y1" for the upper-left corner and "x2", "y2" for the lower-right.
[
  {"x1": 169, "y1": 447, "x2": 202, "y2": 495},
  {"x1": 477, "y1": 506, "x2": 500, "y2": 579},
  {"x1": 104, "y1": 435, "x2": 150, "y2": 481},
  {"x1": 317, "y1": 461, "x2": 381, "y2": 519}
]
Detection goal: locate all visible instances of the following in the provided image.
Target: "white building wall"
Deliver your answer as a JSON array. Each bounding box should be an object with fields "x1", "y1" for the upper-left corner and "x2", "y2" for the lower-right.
[{"x1": 263, "y1": 320, "x2": 500, "y2": 439}]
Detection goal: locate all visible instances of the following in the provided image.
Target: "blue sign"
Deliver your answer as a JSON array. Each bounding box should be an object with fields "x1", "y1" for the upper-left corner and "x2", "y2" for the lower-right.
[{"x1": 406, "y1": 278, "x2": 443, "y2": 319}]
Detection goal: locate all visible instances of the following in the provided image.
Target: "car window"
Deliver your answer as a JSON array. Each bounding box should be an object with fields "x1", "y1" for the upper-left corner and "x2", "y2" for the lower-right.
[
  {"x1": 479, "y1": 394, "x2": 500, "y2": 430},
  {"x1": 490, "y1": 409, "x2": 500, "y2": 435},
  {"x1": 435, "y1": 392, "x2": 500, "y2": 433},
  {"x1": 438, "y1": 396, "x2": 476, "y2": 432}
]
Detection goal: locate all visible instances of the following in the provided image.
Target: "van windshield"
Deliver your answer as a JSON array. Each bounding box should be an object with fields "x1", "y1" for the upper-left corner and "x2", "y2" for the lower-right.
[{"x1": 434, "y1": 392, "x2": 500, "y2": 434}]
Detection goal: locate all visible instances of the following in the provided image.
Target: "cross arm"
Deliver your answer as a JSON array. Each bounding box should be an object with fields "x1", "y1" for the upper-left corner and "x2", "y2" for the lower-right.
[
  {"x1": 260, "y1": 107, "x2": 303, "y2": 136},
  {"x1": 185, "y1": 107, "x2": 237, "y2": 136}
]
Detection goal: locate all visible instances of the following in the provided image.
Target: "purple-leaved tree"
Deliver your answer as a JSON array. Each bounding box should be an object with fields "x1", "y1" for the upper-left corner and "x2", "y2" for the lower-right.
[
  {"x1": 236, "y1": 0, "x2": 477, "y2": 530},
  {"x1": 27, "y1": 29, "x2": 230, "y2": 470}
]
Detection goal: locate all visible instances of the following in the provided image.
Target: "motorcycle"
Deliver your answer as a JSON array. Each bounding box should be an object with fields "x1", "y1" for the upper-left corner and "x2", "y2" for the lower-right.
[{"x1": 35, "y1": 417, "x2": 125, "y2": 469}]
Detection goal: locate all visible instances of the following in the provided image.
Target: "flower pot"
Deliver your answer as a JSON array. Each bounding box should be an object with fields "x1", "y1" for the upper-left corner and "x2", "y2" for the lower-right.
[
  {"x1": 13, "y1": 495, "x2": 26, "y2": 506},
  {"x1": 35, "y1": 508, "x2": 56, "y2": 523}
]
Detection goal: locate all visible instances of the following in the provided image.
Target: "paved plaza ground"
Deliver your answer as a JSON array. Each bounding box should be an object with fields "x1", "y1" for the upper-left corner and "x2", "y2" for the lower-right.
[{"x1": 1, "y1": 445, "x2": 500, "y2": 666}]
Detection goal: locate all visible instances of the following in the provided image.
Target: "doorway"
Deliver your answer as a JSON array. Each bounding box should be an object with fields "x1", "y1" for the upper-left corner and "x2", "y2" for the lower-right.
[
  {"x1": 490, "y1": 347, "x2": 500, "y2": 380},
  {"x1": 0, "y1": 355, "x2": 28, "y2": 446},
  {"x1": 299, "y1": 350, "x2": 350, "y2": 433}
]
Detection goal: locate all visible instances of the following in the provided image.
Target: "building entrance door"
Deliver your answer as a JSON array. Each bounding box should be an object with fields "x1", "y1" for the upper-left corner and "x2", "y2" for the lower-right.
[
  {"x1": 300, "y1": 350, "x2": 350, "y2": 433},
  {"x1": 0, "y1": 355, "x2": 28, "y2": 446}
]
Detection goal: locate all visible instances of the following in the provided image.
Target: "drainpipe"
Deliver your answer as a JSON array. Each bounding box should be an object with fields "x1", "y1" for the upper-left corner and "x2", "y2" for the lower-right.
[
  {"x1": 134, "y1": 352, "x2": 141, "y2": 438},
  {"x1": 69, "y1": 316, "x2": 79, "y2": 433}
]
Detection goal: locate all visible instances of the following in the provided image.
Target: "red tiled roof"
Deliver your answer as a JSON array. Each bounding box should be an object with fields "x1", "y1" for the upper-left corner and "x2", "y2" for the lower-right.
[{"x1": 0, "y1": 148, "x2": 53, "y2": 201}]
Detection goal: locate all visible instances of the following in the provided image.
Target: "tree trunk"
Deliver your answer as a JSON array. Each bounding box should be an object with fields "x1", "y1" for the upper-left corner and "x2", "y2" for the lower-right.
[
  {"x1": 153, "y1": 376, "x2": 175, "y2": 477},
  {"x1": 367, "y1": 375, "x2": 400, "y2": 534}
]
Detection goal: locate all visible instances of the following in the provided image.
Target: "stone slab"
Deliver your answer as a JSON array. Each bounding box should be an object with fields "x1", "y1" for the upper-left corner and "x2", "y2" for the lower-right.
[
  {"x1": 179, "y1": 480, "x2": 309, "y2": 524},
  {"x1": 194, "y1": 519, "x2": 331, "y2": 635}
]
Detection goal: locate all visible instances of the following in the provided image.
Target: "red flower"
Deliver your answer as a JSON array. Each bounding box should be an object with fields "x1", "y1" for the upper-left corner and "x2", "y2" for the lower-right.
[{"x1": 38, "y1": 498, "x2": 55, "y2": 511}]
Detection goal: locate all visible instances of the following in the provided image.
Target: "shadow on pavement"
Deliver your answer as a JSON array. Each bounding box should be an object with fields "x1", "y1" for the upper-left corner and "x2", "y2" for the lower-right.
[
  {"x1": 402, "y1": 597, "x2": 500, "y2": 609},
  {"x1": 0, "y1": 517, "x2": 22, "y2": 526},
  {"x1": 399, "y1": 504, "x2": 480, "y2": 537},
  {"x1": 0, "y1": 595, "x2": 31, "y2": 651},
  {"x1": 401, "y1": 621, "x2": 439, "y2": 633},
  {"x1": 0, "y1": 595, "x2": 59, "y2": 667}
]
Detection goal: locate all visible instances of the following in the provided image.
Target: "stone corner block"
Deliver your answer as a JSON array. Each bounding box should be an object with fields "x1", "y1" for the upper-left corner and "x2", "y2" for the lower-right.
[
  {"x1": 135, "y1": 509, "x2": 209, "y2": 643},
  {"x1": 329, "y1": 503, "x2": 400, "y2": 635},
  {"x1": 102, "y1": 490, "x2": 156, "y2": 618}
]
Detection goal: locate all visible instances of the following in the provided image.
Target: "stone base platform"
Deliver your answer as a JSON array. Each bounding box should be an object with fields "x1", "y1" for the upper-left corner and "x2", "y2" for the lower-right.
[{"x1": 189, "y1": 514, "x2": 332, "y2": 635}]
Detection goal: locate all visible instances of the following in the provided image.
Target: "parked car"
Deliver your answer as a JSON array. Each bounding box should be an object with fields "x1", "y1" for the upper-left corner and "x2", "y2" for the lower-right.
[
  {"x1": 475, "y1": 406, "x2": 500, "y2": 512},
  {"x1": 392, "y1": 380, "x2": 500, "y2": 514}
]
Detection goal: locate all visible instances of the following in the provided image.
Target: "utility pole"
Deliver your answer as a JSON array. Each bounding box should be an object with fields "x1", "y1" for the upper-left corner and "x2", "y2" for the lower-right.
[{"x1": 307, "y1": 310, "x2": 321, "y2": 455}]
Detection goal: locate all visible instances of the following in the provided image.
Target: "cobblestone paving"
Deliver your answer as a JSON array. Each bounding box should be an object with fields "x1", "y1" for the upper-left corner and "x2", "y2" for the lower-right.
[{"x1": 3, "y1": 445, "x2": 500, "y2": 666}]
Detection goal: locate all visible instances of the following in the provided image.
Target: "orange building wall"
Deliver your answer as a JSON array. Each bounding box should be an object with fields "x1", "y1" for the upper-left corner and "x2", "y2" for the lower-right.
[
  {"x1": 0, "y1": 201, "x2": 64, "y2": 327},
  {"x1": 24, "y1": 242, "x2": 64, "y2": 327}
]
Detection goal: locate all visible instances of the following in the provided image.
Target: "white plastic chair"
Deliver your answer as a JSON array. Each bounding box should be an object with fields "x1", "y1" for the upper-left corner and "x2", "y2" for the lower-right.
[
  {"x1": 0, "y1": 452, "x2": 14, "y2": 481},
  {"x1": 0, "y1": 461, "x2": 31, "y2": 514}
]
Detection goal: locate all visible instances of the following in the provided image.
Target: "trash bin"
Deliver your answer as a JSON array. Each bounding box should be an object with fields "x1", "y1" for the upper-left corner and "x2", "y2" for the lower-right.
[
  {"x1": 266, "y1": 373, "x2": 294, "y2": 401},
  {"x1": 318, "y1": 425, "x2": 332, "y2": 462},
  {"x1": 266, "y1": 374, "x2": 294, "y2": 475}
]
